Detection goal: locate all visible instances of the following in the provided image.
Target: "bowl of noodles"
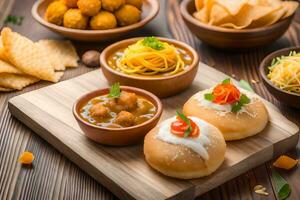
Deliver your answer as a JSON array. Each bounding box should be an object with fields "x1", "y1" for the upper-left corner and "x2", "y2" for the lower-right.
[
  {"x1": 260, "y1": 46, "x2": 300, "y2": 108},
  {"x1": 100, "y1": 37, "x2": 199, "y2": 98}
]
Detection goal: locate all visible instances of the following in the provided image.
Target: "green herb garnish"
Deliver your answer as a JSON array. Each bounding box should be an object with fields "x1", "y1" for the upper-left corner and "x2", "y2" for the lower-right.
[
  {"x1": 239, "y1": 79, "x2": 254, "y2": 92},
  {"x1": 271, "y1": 168, "x2": 291, "y2": 200},
  {"x1": 142, "y1": 37, "x2": 164, "y2": 50},
  {"x1": 231, "y1": 94, "x2": 250, "y2": 113},
  {"x1": 204, "y1": 93, "x2": 215, "y2": 101},
  {"x1": 4, "y1": 15, "x2": 24, "y2": 26},
  {"x1": 176, "y1": 110, "x2": 192, "y2": 137},
  {"x1": 222, "y1": 78, "x2": 231, "y2": 84},
  {"x1": 108, "y1": 83, "x2": 121, "y2": 98}
]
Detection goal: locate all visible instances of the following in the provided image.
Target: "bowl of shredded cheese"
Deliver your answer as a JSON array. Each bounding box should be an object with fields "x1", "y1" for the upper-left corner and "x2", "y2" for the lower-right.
[{"x1": 260, "y1": 46, "x2": 300, "y2": 108}]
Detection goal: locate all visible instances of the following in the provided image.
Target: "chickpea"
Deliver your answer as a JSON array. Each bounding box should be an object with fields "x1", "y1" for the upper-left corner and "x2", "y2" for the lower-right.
[{"x1": 114, "y1": 111, "x2": 135, "y2": 127}]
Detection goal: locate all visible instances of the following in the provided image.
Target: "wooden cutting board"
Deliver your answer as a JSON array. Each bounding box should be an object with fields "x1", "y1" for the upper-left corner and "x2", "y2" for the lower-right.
[{"x1": 8, "y1": 63, "x2": 299, "y2": 200}]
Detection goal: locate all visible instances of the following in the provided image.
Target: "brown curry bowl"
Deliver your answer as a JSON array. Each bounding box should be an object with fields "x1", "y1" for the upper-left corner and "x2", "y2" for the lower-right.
[
  {"x1": 100, "y1": 37, "x2": 199, "y2": 98},
  {"x1": 73, "y1": 86, "x2": 163, "y2": 146},
  {"x1": 259, "y1": 47, "x2": 300, "y2": 108},
  {"x1": 180, "y1": 0, "x2": 294, "y2": 49},
  {"x1": 31, "y1": 0, "x2": 159, "y2": 41}
]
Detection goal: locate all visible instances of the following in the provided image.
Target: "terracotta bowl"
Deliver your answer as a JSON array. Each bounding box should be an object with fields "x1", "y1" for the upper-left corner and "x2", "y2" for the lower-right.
[
  {"x1": 32, "y1": 0, "x2": 159, "y2": 41},
  {"x1": 259, "y1": 46, "x2": 300, "y2": 108},
  {"x1": 180, "y1": 0, "x2": 294, "y2": 49},
  {"x1": 100, "y1": 37, "x2": 199, "y2": 98},
  {"x1": 73, "y1": 86, "x2": 163, "y2": 146}
]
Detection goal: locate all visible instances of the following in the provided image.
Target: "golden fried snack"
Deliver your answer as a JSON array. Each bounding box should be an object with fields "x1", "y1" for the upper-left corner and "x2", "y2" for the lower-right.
[
  {"x1": 115, "y1": 4, "x2": 141, "y2": 26},
  {"x1": 0, "y1": 73, "x2": 39, "y2": 90},
  {"x1": 0, "y1": 59, "x2": 23, "y2": 74},
  {"x1": 45, "y1": 1, "x2": 68, "y2": 26},
  {"x1": 77, "y1": 0, "x2": 101, "y2": 16},
  {"x1": 63, "y1": 0, "x2": 78, "y2": 8},
  {"x1": 63, "y1": 9, "x2": 88, "y2": 29},
  {"x1": 102, "y1": 0, "x2": 125, "y2": 12},
  {"x1": 126, "y1": 0, "x2": 143, "y2": 9},
  {"x1": 90, "y1": 11, "x2": 117, "y2": 30},
  {"x1": 0, "y1": 87, "x2": 14, "y2": 92}
]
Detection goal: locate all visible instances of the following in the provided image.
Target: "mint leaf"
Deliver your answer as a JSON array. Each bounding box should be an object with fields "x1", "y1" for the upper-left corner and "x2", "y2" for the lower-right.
[
  {"x1": 271, "y1": 168, "x2": 291, "y2": 200},
  {"x1": 222, "y1": 78, "x2": 231, "y2": 84},
  {"x1": 142, "y1": 37, "x2": 164, "y2": 50},
  {"x1": 231, "y1": 94, "x2": 250, "y2": 113},
  {"x1": 239, "y1": 80, "x2": 254, "y2": 92},
  {"x1": 239, "y1": 94, "x2": 250, "y2": 104},
  {"x1": 204, "y1": 93, "x2": 214, "y2": 101},
  {"x1": 107, "y1": 83, "x2": 121, "y2": 98},
  {"x1": 176, "y1": 110, "x2": 192, "y2": 137}
]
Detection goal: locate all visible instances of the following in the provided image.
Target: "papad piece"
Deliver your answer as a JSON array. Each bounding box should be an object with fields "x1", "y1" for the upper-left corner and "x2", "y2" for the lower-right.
[
  {"x1": 0, "y1": 73, "x2": 39, "y2": 90},
  {"x1": 1, "y1": 28, "x2": 57, "y2": 82},
  {"x1": 281, "y1": 1, "x2": 299, "y2": 19},
  {"x1": 0, "y1": 86, "x2": 14, "y2": 92},
  {"x1": 38, "y1": 39, "x2": 79, "y2": 71},
  {"x1": 0, "y1": 59, "x2": 23, "y2": 74},
  {"x1": 0, "y1": 37, "x2": 10, "y2": 63}
]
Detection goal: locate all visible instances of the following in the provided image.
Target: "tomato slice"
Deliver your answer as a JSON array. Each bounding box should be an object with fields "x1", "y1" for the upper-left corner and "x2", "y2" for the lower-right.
[{"x1": 170, "y1": 117, "x2": 200, "y2": 138}]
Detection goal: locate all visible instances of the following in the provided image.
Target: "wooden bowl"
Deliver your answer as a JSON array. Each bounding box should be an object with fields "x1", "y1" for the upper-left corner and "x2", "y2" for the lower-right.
[
  {"x1": 180, "y1": 0, "x2": 294, "y2": 49},
  {"x1": 32, "y1": 0, "x2": 159, "y2": 41},
  {"x1": 259, "y1": 47, "x2": 300, "y2": 108},
  {"x1": 73, "y1": 86, "x2": 163, "y2": 146},
  {"x1": 100, "y1": 37, "x2": 200, "y2": 98}
]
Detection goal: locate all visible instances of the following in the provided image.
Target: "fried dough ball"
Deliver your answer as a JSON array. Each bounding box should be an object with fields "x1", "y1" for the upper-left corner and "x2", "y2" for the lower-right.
[
  {"x1": 90, "y1": 11, "x2": 117, "y2": 30},
  {"x1": 89, "y1": 103, "x2": 110, "y2": 118},
  {"x1": 115, "y1": 4, "x2": 141, "y2": 26},
  {"x1": 63, "y1": 9, "x2": 88, "y2": 29},
  {"x1": 126, "y1": 0, "x2": 143, "y2": 9},
  {"x1": 102, "y1": 0, "x2": 125, "y2": 12},
  {"x1": 77, "y1": 0, "x2": 101, "y2": 16},
  {"x1": 45, "y1": 1, "x2": 68, "y2": 26},
  {"x1": 118, "y1": 91, "x2": 138, "y2": 111},
  {"x1": 115, "y1": 111, "x2": 135, "y2": 127},
  {"x1": 63, "y1": 0, "x2": 78, "y2": 8}
]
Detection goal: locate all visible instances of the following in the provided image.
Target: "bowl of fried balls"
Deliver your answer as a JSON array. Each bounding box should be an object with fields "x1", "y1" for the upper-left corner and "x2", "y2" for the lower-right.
[{"x1": 32, "y1": 0, "x2": 159, "y2": 41}]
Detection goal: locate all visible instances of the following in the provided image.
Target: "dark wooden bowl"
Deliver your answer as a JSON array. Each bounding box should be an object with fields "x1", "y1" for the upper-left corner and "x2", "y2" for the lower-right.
[
  {"x1": 100, "y1": 37, "x2": 200, "y2": 98},
  {"x1": 180, "y1": 0, "x2": 294, "y2": 49},
  {"x1": 73, "y1": 86, "x2": 163, "y2": 146},
  {"x1": 259, "y1": 47, "x2": 300, "y2": 108},
  {"x1": 32, "y1": 0, "x2": 159, "y2": 41}
]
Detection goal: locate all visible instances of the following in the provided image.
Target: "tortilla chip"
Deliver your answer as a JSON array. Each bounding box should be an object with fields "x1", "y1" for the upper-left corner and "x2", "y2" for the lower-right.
[
  {"x1": 0, "y1": 86, "x2": 14, "y2": 92},
  {"x1": 281, "y1": 1, "x2": 299, "y2": 19},
  {"x1": 195, "y1": 0, "x2": 204, "y2": 11},
  {"x1": 0, "y1": 73, "x2": 39, "y2": 90},
  {"x1": 0, "y1": 37, "x2": 11, "y2": 63},
  {"x1": 0, "y1": 59, "x2": 23, "y2": 74},
  {"x1": 209, "y1": 4, "x2": 232, "y2": 25},
  {"x1": 1, "y1": 28, "x2": 58, "y2": 82},
  {"x1": 37, "y1": 39, "x2": 79, "y2": 71}
]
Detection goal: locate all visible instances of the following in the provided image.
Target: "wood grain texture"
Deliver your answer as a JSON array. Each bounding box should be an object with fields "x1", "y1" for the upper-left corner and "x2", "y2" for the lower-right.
[
  {"x1": 8, "y1": 63, "x2": 299, "y2": 200},
  {"x1": 0, "y1": 0, "x2": 299, "y2": 199}
]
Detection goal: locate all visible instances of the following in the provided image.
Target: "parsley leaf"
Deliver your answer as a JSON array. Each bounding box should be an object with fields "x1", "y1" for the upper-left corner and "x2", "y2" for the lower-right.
[
  {"x1": 142, "y1": 37, "x2": 164, "y2": 50},
  {"x1": 231, "y1": 94, "x2": 250, "y2": 113},
  {"x1": 4, "y1": 15, "x2": 24, "y2": 26},
  {"x1": 176, "y1": 110, "x2": 192, "y2": 137},
  {"x1": 107, "y1": 83, "x2": 121, "y2": 98},
  {"x1": 222, "y1": 78, "x2": 231, "y2": 84},
  {"x1": 204, "y1": 93, "x2": 214, "y2": 101}
]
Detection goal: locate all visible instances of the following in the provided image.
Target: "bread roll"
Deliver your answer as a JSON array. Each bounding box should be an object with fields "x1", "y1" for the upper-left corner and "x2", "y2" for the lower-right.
[{"x1": 144, "y1": 117, "x2": 226, "y2": 179}]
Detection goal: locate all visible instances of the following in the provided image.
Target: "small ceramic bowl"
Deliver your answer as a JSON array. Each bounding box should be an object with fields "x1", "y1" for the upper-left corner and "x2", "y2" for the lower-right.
[
  {"x1": 73, "y1": 86, "x2": 163, "y2": 146},
  {"x1": 32, "y1": 0, "x2": 159, "y2": 41},
  {"x1": 180, "y1": 0, "x2": 294, "y2": 49},
  {"x1": 259, "y1": 46, "x2": 300, "y2": 108},
  {"x1": 100, "y1": 37, "x2": 199, "y2": 98}
]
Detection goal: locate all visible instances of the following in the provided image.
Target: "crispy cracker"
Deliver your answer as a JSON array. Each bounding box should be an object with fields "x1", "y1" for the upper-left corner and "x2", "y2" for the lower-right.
[
  {"x1": 38, "y1": 40, "x2": 79, "y2": 71},
  {"x1": 0, "y1": 73, "x2": 39, "y2": 90},
  {"x1": 0, "y1": 59, "x2": 23, "y2": 74},
  {"x1": 0, "y1": 86, "x2": 14, "y2": 92},
  {"x1": 0, "y1": 37, "x2": 10, "y2": 63},
  {"x1": 1, "y1": 28, "x2": 58, "y2": 82}
]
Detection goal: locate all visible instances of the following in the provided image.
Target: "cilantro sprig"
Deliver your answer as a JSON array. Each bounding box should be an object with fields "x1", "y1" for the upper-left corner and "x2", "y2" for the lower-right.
[
  {"x1": 107, "y1": 83, "x2": 121, "y2": 98},
  {"x1": 176, "y1": 110, "x2": 192, "y2": 137},
  {"x1": 142, "y1": 37, "x2": 164, "y2": 50}
]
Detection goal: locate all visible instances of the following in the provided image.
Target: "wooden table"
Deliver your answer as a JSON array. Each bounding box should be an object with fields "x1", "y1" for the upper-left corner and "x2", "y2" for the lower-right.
[{"x1": 0, "y1": 0, "x2": 299, "y2": 199}]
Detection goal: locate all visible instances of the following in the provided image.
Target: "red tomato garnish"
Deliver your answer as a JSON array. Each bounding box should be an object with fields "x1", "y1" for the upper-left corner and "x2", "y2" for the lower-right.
[
  {"x1": 212, "y1": 83, "x2": 240, "y2": 105},
  {"x1": 171, "y1": 116, "x2": 200, "y2": 138}
]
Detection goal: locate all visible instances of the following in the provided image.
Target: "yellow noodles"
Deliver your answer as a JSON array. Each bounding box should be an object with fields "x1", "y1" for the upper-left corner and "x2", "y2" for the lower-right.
[
  {"x1": 268, "y1": 51, "x2": 300, "y2": 94},
  {"x1": 116, "y1": 39, "x2": 185, "y2": 76}
]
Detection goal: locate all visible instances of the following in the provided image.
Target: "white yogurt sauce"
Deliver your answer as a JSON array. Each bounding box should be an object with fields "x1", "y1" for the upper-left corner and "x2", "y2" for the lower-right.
[
  {"x1": 193, "y1": 87, "x2": 258, "y2": 117},
  {"x1": 156, "y1": 116, "x2": 212, "y2": 160}
]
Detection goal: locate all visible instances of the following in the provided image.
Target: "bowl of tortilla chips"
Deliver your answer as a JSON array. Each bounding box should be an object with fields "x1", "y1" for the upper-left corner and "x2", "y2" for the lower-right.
[{"x1": 180, "y1": 0, "x2": 299, "y2": 49}]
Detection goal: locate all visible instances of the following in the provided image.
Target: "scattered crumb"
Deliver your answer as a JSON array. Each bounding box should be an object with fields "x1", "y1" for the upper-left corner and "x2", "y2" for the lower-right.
[{"x1": 254, "y1": 185, "x2": 269, "y2": 196}]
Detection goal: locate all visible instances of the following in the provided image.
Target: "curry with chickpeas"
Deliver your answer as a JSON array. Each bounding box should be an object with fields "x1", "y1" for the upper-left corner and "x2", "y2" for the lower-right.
[{"x1": 79, "y1": 83, "x2": 156, "y2": 128}]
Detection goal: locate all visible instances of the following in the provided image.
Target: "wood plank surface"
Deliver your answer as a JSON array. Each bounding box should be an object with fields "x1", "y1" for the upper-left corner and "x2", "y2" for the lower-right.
[
  {"x1": 0, "y1": 0, "x2": 299, "y2": 199},
  {"x1": 8, "y1": 63, "x2": 299, "y2": 199}
]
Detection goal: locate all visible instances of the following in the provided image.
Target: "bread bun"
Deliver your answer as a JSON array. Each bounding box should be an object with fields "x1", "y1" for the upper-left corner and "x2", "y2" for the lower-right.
[
  {"x1": 144, "y1": 117, "x2": 226, "y2": 179},
  {"x1": 183, "y1": 89, "x2": 269, "y2": 141}
]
